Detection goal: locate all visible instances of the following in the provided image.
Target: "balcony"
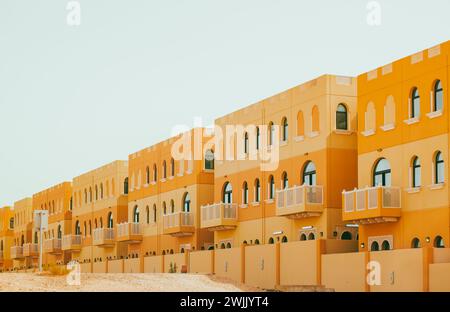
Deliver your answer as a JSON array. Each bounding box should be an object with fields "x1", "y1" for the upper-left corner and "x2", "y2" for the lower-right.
[
  {"x1": 10, "y1": 246, "x2": 24, "y2": 259},
  {"x1": 93, "y1": 228, "x2": 115, "y2": 247},
  {"x1": 201, "y1": 203, "x2": 238, "y2": 231},
  {"x1": 117, "y1": 222, "x2": 143, "y2": 243},
  {"x1": 62, "y1": 235, "x2": 82, "y2": 251},
  {"x1": 163, "y1": 212, "x2": 195, "y2": 237},
  {"x1": 275, "y1": 185, "x2": 324, "y2": 219},
  {"x1": 44, "y1": 238, "x2": 62, "y2": 254},
  {"x1": 23, "y1": 243, "x2": 39, "y2": 257},
  {"x1": 342, "y1": 186, "x2": 401, "y2": 224}
]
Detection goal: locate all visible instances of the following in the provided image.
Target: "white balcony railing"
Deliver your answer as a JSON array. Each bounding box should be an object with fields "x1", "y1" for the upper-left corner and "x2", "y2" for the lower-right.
[
  {"x1": 62, "y1": 235, "x2": 82, "y2": 249},
  {"x1": 276, "y1": 185, "x2": 323, "y2": 209},
  {"x1": 117, "y1": 222, "x2": 142, "y2": 237},
  {"x1": 201, "y1": 203, "x2": 238, "y2": 222},
  {"x1": 44, "y1": 238, "x2": 62, "y2": 252},
  {"x1": 93, "y1": 228, "x2": 114, "y2": 244},
  {"x1": 23, "y1": 243, "x2": 38, "y2": 256},
  {"x1": 163, "y1": 212, "x2": 194, "y2": 229},
  {"x1": 10, "y1": 246, "x2": 23, "y2": 258},
  {"x1": 343, "y1": 186, "x2": 401, "y2": 213}
]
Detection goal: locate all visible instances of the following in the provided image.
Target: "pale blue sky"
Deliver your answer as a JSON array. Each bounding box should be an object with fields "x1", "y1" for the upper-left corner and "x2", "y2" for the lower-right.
[{"x1": 0, "y1": 0, "x2": 449, "y2": 206}]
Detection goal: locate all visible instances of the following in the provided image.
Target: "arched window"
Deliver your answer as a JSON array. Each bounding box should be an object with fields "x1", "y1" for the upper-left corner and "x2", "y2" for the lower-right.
[
  {"x1": 254, "y1": 179, "x2": 260, "y2": 202},
  {"x1": 341, "y1": 231, "x2": 352, "y2": 240},
  {"x1": 95, "y1": 185, "x2": 98, "y2": 201},
  {"x1": 371, "y1": 241, "x2": 379, "y2": 251},
  {"x1": 99, "y1": 217, "x2": 103, "y2": 228},
  {"x1": 411, "y1": 237, "x2": 421, "y2": 248},
  {"x1": 300, "y1": 233, "x2": 307, "y2": 241},
  {"x1": 34, "y1": 232, "x2": 38, "y2": 243},
  {"x1": 282, "y1": 117, "x2": 288, "y2": 141},
  {"x1": 297, "y1": 111, "x2": 304, "y2": 136},
  {"x1": 9, "y1": 218, "x2": 14, "y2": 229},
  {"x1": 21, "y1": 235, "x2": 24, "y2": 246},
  {"x1": 244, "y1": 132, "x2": 249, "y2": 154},
  {"x1": 146, "y1": 166, "x2": 150, "y2": 184},
  {"x1": 303, "y1": 161, "x2": 317, "y2": 186},
  {"x1": 183, "y1": 193, "x2": 191, "y2": 212},
  {"x1": 153, "y1": 164, "x2": 157, "y2": 182},
  {"x1": 153, "y1": 204, "x2": 157, "y2": 223},
  {"x1": 381, "y1": 240, "x2": 390, "y2": 250},
  {"x1": 433, "y1": 80, "x2": 443, "y2": 112},
  {"x1": 146, "y1": 206, "x2": 150, "y2": 224},
  {"x1": 84, "y1": 189, "x2": 87, "y2": 203},
  {"x1": 308, "y1": 233, "x2": 315, "y2": 240},
  {"x1": 205, "y1": 149, "x2": 214, "y2": 170},
  {"x1": 107, "y1": 212, "x2": 113, "y2": 228},
  {"x1": 124, "y1": 178, "x2": 129, "y2": 194},
  {"x1": 282, "y1": 171, "x2": 288, "y2": 189},
  {"x1": 55, "y1": 225, "x2": 61, "y2": 239},
  {"x1": 89, "y1": 188, "x2": 92, "y2": 202},
  {"x1": 226, "y1": 242, "x2": 232, "y2": 249},
  {"x1": 434, "y1": 236, "x2": 445, "y2": 248},
  {"x1": 410, "y1": 87, "x2": 420, "y2": 118},
  {"x1": 170, "y1": 158, "x2": 175, "y2": 177},
  {"x1": 100, "y1": 184, "x2": 104, "y2": 199},
  {"x1": 170, "y1": 200, "x2": 175, "y2": 213},
  {"x1": 89, "y1": 221, "x2": 92, "y2": 235},
  {"x1": 312, "y1": 105, "x2": 320, "y2": 132},
  {"x1": 0, "y1": 241, "x2": 3, "y2": 251},
  {"x1": 162, "y1": 161, "x2": 167, "y2": 179},
  {"x1": 373, "y1": 158, "x2": 391, "y2": 187},
  {"x1": 268, "y1": 122, "x2": 275, "y2": 146},
  {"x1": 94, "y1": 219, "x2": 98, "y2": 229},
  {"x1": 268, "y1": 237, "x2": 274, "y2": 244},
  {"x1": 220, "y1": 243, "x2": 226, "y2": 249},
  {"x1": 435, "y1": 151, "x2": 444, "y2": 184},
  {"x1": 75, "y1": 221, "x2": 81, "y2": 235},
  {"x1": 223, "y1": 182, "x2": 233, "y2": 204},
  {"x1": 336, "y1": 104, "x2": 348, "y2": 130},
  {"x1": 133, "y1": 206, "x2": 139, "y2": 223},
  {"x1": 242, "y1": 181, "x2": 248, "y2": 205},
  {"x1": 282, "y1": 236, "x2": 288, "y2": 243},
  {"x1": 411, "y1": 156, "x2": 421, "y2": 188},
  {"x1": 255, "y1": 239, "x2": 260, "y2": 245},
  {"x1": 255, "y1": 126, "x2": 261, "y2": 150},
  {"x1": 268, "y1": 175, "x2": 275, "y2": 200},
  {"x1": 163, "y1": 202, "x2": 167, "y2": 215}
]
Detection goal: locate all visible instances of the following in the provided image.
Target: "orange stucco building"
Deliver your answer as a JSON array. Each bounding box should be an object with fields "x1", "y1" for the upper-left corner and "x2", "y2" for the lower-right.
[
  {"x1": 124, "y1": 129, "x2": 214, "y2": 258},
  {"x1": 0, "y1": 206, "x2": 14, "y2": 271},
  {"x1": 202, "y1": 74, "x2": 359, "y2": 249},
  {"x1": 342, "y1": 41, "x2": 450, "y2": 252}
]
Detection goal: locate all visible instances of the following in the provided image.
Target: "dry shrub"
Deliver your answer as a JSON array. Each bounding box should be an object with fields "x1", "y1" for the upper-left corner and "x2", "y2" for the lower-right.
[{"x1": 48, "y1": 264, "x2": 70, "y2": 276}]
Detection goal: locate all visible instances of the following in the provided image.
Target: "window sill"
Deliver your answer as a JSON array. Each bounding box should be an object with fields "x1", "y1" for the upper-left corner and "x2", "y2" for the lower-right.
[
  {"x1": 143, "y1": 183, "x2": 149, "y2": 188},
  {"x1": 294, "y1": 135, "x2": 305, "y2": 142},
  {"x1": 405, "y1": 187, "x2": 421, "y2": 194},
  {"x1": 239, "y1": 204, "x2": 248, "y2": 209},
  {"x1": 186, "y1": 170, "x2": 193, "y2": 175},
  {"x1": 403, "y1": 117, "x2": 419, "y2": 125},
  {"x1": 265, "y1": 199, "x2": 274, "y2": 204},
  {"x1": 177, "y1": 173, "x2": 184, "y2": 177},
  {"x1": 280, "y1": 140, "x2": 288, "y2": 146},
  {"x1": 307, "y1": 131, "x2": 319, "y2": 138},
  {"x1": 380, "y1": 123, "x2": 395, "y2": 132},
  {"x1": 429, "y1": 183, "x2": 445, "y2": 190},
  {"x1": 168, "y1": 176, "x2": 174, "y2": 180},
  {"x1": 135, "y1": 186, "x2": 140, "y2": 190},
  {"x1": 426, "y1": 110, "x2": 443, "y2": 119},
  {"x1": 361, "y1": 129, "x2": 375, "y2": 137},
  {"x1": 203, "y1": 169, "x2": 214, "y2": 173},
  {"x1": 333, "y1": 129, "x2": 353, "y2": 135},
  {"x1": 160, "y1": 178, "x2": 166, "y2": 183},
  {"x1": 251, "y1": 201, "x2": 260, "y2": 207}
]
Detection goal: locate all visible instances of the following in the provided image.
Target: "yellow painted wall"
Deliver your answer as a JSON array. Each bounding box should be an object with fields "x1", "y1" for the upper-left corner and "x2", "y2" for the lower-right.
[
  {"x1": 124, "y1": 258, "x2": 141, "y2": 273},
  {"x1": 214, "y1": 247, "x2": 244, "y2": 283},
  {"x1": 163, "y1": 253, "x2": 187, "y2": 273},
  {"x1": 144, "y1": 255, "x2": 163, "y2": 273},
  {"x1": 189, "y1": 250, "x2": 214, "y2": 274},
  {"x1": 279, "y1": 240, "x2": 317, "y2": 286},
  {"x1": 107, "y1": 259, "x2": 124, "y2": 273},
  {"x1": 92, "y1": 261, "x2": 107, "y2": 273},
  {"x1": 321, "y1": 252, "x2": 367, "y2": 292},
  {"x1": 244, "y1": 244, "x2": 278, "y2": 290},
  {"x1": 429, "y1": 263, "x2": 450, "y2": 292}
]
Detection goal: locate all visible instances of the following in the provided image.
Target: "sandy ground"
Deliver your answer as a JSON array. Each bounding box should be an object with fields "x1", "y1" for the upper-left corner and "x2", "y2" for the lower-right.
[{"x1": 0, "y1": 273, "x2": 261, "y2": 292}]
